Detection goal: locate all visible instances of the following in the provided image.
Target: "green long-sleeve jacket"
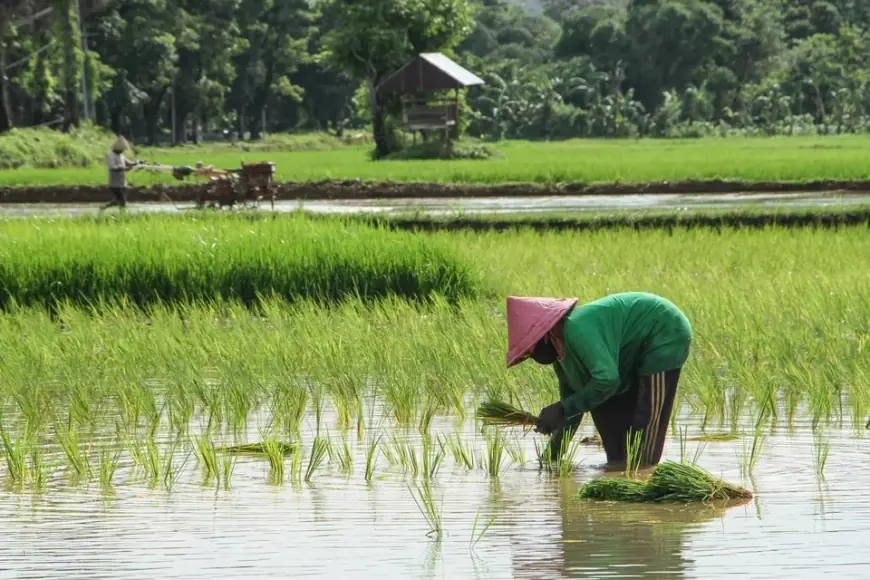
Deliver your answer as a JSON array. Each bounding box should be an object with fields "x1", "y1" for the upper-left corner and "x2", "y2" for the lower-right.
[{"x1": 555, "y1": 292, "x2": 693, "y2": 425}]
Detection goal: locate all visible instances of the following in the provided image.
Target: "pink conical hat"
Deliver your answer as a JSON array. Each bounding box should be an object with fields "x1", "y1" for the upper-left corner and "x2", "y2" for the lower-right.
[{"x1": 506, "y1": 296, "x2": 578, "y2": 367}]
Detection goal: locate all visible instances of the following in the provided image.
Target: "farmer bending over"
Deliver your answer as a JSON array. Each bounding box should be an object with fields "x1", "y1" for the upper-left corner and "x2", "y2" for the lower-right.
[{"x1": 506, "y1": 292, "x2": 692, "y2": 468}]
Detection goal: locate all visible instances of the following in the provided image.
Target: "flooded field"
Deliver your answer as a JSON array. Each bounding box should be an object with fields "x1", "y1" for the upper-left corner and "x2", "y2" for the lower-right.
[
  {"x1": 1, "y1": 408, "x2": 866, "y2": 579},
  {"x1": 2, "y1": 213, "x2": 869, "y2": 578},
  {"x1": 2, "y1": 191, "x2": 870, "y2": 217}
]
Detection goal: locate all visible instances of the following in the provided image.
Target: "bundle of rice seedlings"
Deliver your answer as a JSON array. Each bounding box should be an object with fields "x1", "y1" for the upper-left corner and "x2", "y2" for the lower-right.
[
  {"x1": 576, "y1": 477, "x2": 649, "y2": 502},
  {"x1": 219, "y1": 441, "x2": 297, "y2": 455},
  {"x1": 645, "y1": 461, "x2": 753, "y2": 502},
  {"x1": 576, "y1": 461, "x2": 752, "y2": 504},
  {"x1": 475, "y1": 401, "x2": 539, "y2": 428}
]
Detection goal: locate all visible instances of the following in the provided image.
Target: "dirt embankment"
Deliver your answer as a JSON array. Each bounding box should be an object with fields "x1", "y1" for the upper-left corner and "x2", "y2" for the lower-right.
[{"x1": 3, "y1": 178, "x2": 870, "y2": 204}]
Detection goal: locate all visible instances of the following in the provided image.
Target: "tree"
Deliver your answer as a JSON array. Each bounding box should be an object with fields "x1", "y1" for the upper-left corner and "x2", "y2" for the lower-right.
[
  {"x1": 169, "y1": 0, "x2": 244, "y2": 144},
  {"x1": 0, "y1": 0, "x2": 51, "y2": 131},
  {"x1": 625, "y1": 0, "x2": 726, "y2": 112},
  {"x1": 93, "y1": 0, "x2": 178, "y2": 142},
  {"x1": 321, "y1": 0, "x2": 475, "y2": 157},
  {"x1": 227, "y1": 0, "x2": 314, "y2": 139}
]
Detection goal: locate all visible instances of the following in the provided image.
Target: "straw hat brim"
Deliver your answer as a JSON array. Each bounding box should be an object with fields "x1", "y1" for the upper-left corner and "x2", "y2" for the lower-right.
[{"x1": 112, "y1": 136, "x2": 129, "y2": 152}]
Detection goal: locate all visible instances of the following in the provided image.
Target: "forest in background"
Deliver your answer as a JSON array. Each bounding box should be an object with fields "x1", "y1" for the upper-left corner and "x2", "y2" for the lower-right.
[{"x1": 1, "y1": 0, "x2": 869, "y2": 156}]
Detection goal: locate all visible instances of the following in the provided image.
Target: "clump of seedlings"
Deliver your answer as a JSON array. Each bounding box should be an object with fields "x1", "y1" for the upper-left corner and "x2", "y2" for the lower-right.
[{"x1": 577, "y1": 461, "x2": 753, "y2": 504}]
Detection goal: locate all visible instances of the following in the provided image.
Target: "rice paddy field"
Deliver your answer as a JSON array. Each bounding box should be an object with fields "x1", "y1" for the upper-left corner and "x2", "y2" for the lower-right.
[
  {"x1": 2, "y1": 212, "x2": 870, "y2": 578},
  {"x1": 4, "y1": 135, "x2": 870, "y2": 187}
]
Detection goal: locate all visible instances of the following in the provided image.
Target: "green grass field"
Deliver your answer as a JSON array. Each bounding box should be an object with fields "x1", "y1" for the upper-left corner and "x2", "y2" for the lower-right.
[
  {"x1": 3, "y1": 135, "x2": 870, "y2": 187},
  {"x1": 0, "y1": 213, "x2": 479, "y2": 310}
]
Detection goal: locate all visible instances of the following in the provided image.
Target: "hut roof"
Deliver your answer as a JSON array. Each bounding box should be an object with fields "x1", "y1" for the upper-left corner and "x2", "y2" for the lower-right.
[{"x1": 379, "y1": 53, "x2": 485, "y2": 94}]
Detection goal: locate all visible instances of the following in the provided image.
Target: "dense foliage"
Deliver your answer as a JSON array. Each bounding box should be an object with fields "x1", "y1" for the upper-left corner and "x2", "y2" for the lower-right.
[{"x1": 2, "y1": 0, "x2": 870, "y2": 149}]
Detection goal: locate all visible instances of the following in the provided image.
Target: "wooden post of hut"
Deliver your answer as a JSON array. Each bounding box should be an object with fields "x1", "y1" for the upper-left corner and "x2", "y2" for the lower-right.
[{"x1": 378, "y1": 53, "x2": 485, "y2": 147}]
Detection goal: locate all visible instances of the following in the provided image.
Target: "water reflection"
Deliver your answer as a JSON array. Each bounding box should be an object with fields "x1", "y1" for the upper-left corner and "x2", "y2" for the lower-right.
[
  {"x1": 508, "y1": 477, "x2": 730, "y2": 579},
  {"x1": 0, "y1": 191, "x2": 868, "y2": 217}
]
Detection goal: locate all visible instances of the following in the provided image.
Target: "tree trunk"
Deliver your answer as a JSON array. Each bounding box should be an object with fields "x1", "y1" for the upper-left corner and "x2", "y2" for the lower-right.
[
  {"x1": 110, "y1": 105, "x2": 122, "y2": 134},
  {"x1": 236, "y1": 107, "x2": 245, "y2": 137},
  {"x1": 144, "y1": 110, "x2": 159, "y2": 145},
  {"x1": 250, "y1": 111, "x2": 262, "y2": 140},
  {"x1": 143, "y1": 88, "x2": 166, "y2": 146},
  {"x1": 369, "y1": 78, "x2": 389, "y2": 158},
  {"x1": 193, "y1": 109, "x2": 201, "y2": 144},
  {"x1": 0, "y1": 39, "x2": 11, "y2": 133},
  {"x1": 372, "y1": 102, "x2": 388, "y2": 158},
  {"x1": 175, "y1": 110, "x2": 188, "y2": 144},
  {"x1": 59, "y1": 0, "x2": 80, "y2": 131}
]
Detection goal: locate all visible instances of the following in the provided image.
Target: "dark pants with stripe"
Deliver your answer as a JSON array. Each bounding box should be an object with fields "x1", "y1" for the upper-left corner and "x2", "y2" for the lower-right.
[{"x1": 551, "y1": 368, "x2": 681, "y2": 467}]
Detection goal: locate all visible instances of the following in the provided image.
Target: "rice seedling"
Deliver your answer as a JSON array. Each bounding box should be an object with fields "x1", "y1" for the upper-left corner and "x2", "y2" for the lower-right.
[
  {"x1": 263, "y1": 438, "x2": 289, "y2": 484},
  {"x1": 329, "y1": 436, "x2": 354, "y2": 476},
  {"x1": 99, "y1": 447, "x2": 122, "y2": 489},
  {"x1": 421, "y1": 434, "x2": 446, "y2": 481},
  {"x1": 742, "y1": 407, "x2": 768, "y2": 476},
  {"x1": 553, "y1": 432, "x2": 584, "y2": 477},
  {"x1": 409, "y1": 481, "x2": 444, "y2": 539},
  {"x1": 447, "y1": 433, "x2": 475, "y2": 471},
  {"x1": 385, "y1": 434, "x2": 419, "y2": 475},
  {"x1": 29, "y1": 447, "x2": 48, "y2": 492},
  {"x1": 813, "y1": 431, "x2": 831, "y2": 477},
  {"x1": 55, "y1": 424, "x2": 90, "y2": 479},
  {"x1": 483, "y1": 427, "x2": 509, "y2": 478},
  {"x1": 625, "y1": 430, "x2": 643, "y2": 476},
  {"x1": 364, "y1": 433, "x2": 382, "y2": 483},
  {"x1": 144, "y1": 436, "x2": 162, "y2": 486},
  {"x1": 289, "y1": 442, "x2": 304, "y2": 486},
  {"x1": 194, "y1": 435, "x2": 220, "y2": 482},
  {"x1": 304, "y1": 437, "x2": 330, "y2": 483},
  {"x1": 505, "y1": 437, "x2": 527, "y2": 467},
  {"x1": 577, "y1": 461, "x2": 752, "y2": 504},
  {"x1": 0, "y1": 423, "x2": 31, "y2": 485},
  {"x1": 220, "y1": 452, "x2": 236, "y2": 491},
  {"x1": 163, "y1": 442, "x2": 191, "y2": 493},
  {"x1": 470, "y1": 508, "x2": 498, "y2": 549},
  {"x1": 678, "y1": 426, "x2": 689, "y2": 462},
  {"x1": 418, "y1": 399, "x2": 439, "y2": 436}
]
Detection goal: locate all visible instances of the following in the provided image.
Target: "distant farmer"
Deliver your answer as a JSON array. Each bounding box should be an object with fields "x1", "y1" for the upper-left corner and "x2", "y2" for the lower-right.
[
  {"x1": 506, "y1": 292, "x2": 692, "y2": 469},
  {"x1": 103, "y1": 136, "x2": 134, "y2": 210}
]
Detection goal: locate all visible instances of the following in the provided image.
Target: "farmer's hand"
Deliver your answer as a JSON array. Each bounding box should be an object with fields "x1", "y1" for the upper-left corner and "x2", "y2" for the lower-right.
[{"x1": 535, "y1": 401, "x2": 564, "y2": 435}]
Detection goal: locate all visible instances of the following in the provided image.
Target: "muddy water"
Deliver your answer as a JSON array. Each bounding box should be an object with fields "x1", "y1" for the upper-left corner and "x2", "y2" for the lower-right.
[
  {"x1": 0, "y1": 406, "x2": 868, "y2": 579},
  {"x1": 2, "y1": 191, "x2": 870, "y2": 217}
]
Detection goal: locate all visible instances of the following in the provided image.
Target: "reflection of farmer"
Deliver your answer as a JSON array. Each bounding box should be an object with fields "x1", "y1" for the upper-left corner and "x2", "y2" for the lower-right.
[
  {"x1": 103, "y1": 136, "x2": 134, "y2": 210},
  {"x1": 558, "y1": 479, "x2": 721, "y2": 578},
  {"x1": 505, "y1": 478, "x2": 725, "y2": 579},
  {"x1": 506, "y1": 292, "x2": 692, "y2": 468}
]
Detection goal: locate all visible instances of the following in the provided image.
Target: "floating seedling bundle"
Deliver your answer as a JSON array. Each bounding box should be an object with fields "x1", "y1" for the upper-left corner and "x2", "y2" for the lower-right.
[
  {"x1": 578, "y1": 461, "x2": 753, "y2": 504},
  {"x1": 219, "y1": 442, "x2": 297, "y2": 455}
]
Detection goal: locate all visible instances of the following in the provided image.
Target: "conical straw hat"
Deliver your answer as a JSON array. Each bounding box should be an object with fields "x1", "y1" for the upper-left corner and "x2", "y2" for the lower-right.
[
  {"x1": 112, "y1": 135, "x2": 129, "y2": 152},
  {"x1": 506, "y1": 297, "x2": 578, "y2": 367}
]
